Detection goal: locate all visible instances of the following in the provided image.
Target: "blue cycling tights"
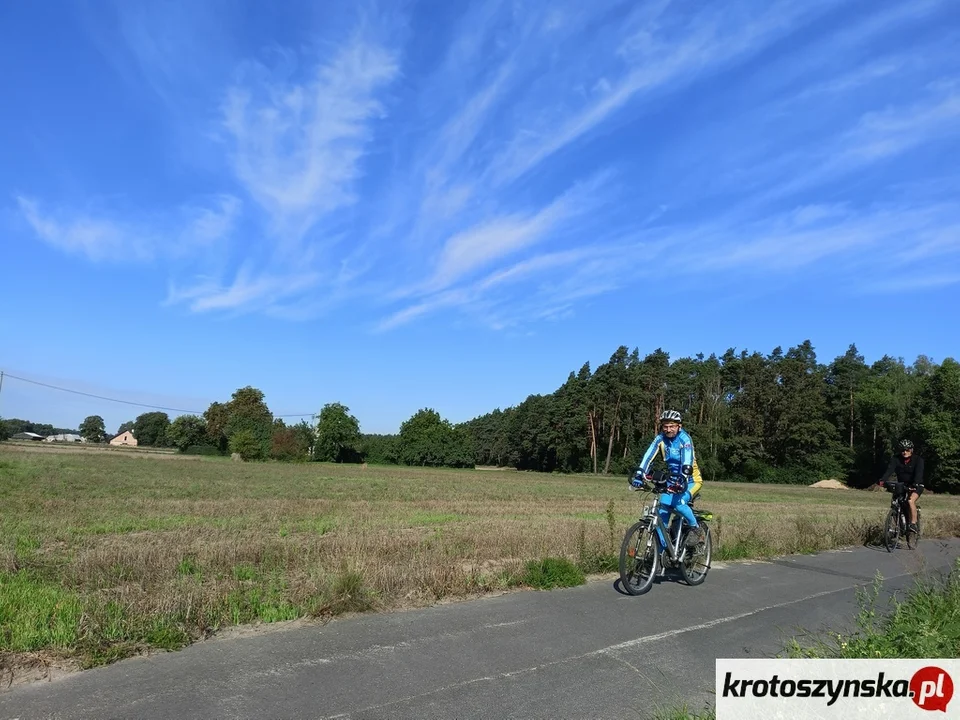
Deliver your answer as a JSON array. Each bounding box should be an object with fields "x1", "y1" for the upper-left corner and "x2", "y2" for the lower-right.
[{"x1": 658, "y1": 489, "x2": 698, "y2": 530}]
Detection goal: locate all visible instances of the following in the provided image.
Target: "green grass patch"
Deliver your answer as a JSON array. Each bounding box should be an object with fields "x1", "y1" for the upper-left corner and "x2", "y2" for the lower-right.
[
  {"x1": 322, "y1": 568, "x2": 377, "y2": 615},
  {"x1": 407, "y1": 511, "x2": 462, "y2": 526},
  {"x1": 232, "y1": 563, "x2": 259, "y2": 581},
  {"x1": 177, "y1": 556, "x2": 202, "y2": 577},
  {"x1": 571, "y1": 511, "x2": 605, "y2": 521},
  {"x1": 522, "y1": 557, "x2": 585, "y2": 589},
  {"x1": 0, "y1": 569, "x2": 194, "y2": 667},
  {"x1": 577, "y1": 552, "x2": 618, "y2": 574},
  {"x1": 223, "y1": 579, "x2": 300, "y2": 625},
  {"x1": 306, "y1": 517, "x2": 337, "y2": 535},
  {"x1": 713, "y1": 531, "x2": 772, "y2": 561},
  {"x1": 85, "y1": 515, "x2": 194, "y2": 535},
  {"x1": 0, "y1": 570, "x2": 83, "y2": 651}
]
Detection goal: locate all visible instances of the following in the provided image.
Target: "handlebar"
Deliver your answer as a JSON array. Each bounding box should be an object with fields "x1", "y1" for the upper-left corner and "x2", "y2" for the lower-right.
[
  {"x1": 629, "y1": 469, "x2": 685, "y2": 494},
  {"x1": 878, "y1": 479, "x2": 923, "y2": 496}
]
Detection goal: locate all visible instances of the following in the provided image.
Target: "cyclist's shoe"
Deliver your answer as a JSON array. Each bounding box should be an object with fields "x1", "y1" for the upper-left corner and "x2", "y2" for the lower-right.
[
  {"x1": 908, "y1": 523, "x2": 919, "y2": 534},
  {"x1": 685, "y1": 526, "x2": 705, "y2": 548}
]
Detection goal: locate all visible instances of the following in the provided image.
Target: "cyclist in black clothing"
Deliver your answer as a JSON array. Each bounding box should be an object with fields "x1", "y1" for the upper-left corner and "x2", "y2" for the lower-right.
[{"x1": 877, "y1": 439, "x2": 924, "y2": 534}]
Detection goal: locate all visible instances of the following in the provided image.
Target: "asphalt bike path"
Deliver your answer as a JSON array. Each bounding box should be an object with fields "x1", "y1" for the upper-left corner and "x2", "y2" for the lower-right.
[{"x1": 2, "y1": 539, "x2": 957, "y2": 719}]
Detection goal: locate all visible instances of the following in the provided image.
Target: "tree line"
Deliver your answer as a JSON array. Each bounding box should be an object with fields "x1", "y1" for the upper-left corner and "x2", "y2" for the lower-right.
[
  {"x1": 2, "y1": 339, "x2": 957, "y2": 492},
  {"x1": 0, "y1": 387, "x2": 475, "y2": 468},
  {"x1": 462, "y1": 341, "x2": 960, "y2": 493},
  {"x1": 0, "y1": 419, "x2": 79, "y2": 438}
]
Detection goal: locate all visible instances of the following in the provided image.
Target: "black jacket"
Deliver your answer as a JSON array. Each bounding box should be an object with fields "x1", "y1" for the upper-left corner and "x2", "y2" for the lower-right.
[{"x1": 881, "y1": 455, "x2": 924, "y2": 488}]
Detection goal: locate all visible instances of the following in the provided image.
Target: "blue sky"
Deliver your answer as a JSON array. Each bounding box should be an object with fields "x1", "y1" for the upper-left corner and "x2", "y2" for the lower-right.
[{"x1": 2, "y1": 0, "x2": 959, "y2": 435}]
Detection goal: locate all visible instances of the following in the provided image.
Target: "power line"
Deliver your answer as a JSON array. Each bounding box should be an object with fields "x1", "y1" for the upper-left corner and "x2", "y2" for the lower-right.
[
  {"x1": 3, "y1": 373, "x2": 204, "y2": 414},
  {"x1": 1, "y1": 372, "x2": 315, "y2": 419}
]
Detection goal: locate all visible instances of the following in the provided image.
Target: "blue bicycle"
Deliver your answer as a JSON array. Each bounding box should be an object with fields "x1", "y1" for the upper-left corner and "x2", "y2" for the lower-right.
[{"x1": 619, "y1": 470, "x2": 713, "y2": 596}]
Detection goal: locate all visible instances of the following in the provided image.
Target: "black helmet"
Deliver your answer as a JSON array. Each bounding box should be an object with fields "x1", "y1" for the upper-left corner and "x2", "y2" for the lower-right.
[{"x1": 899, "y1": 439, "x2": 914, "y2": 451}]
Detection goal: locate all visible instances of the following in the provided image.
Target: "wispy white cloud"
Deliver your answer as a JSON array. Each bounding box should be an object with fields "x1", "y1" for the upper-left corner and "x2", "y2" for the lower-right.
[
  {"x1": 683, "y1": 202, "x2": 960, "y2": 280},
  {"x1": 14, "y1": 0, "x2": 960, "y2": 335},
  {"x1": 414, "y1": 60, "x2": 515, "y2": 230},
  {"x1": 482, "y1": 258, "x2": 626, "y2": 331},
  {"x1": 17, "y1": 196, "x2": 143, "y2": 262},
  {"x1": 706, "y1": 79, "x2": 960, "y2": 216},
  {"x1": 375, "y1": 289, "x2": 470, "y2": 332},
  {"x1": 475, "y1": 248, "x2": 596, "y2": 292},
  {"x1": 858, "y1": 272, "x2": 960, "y2": 294},
  {"x1": 165, "y1": 264, "x2": 321, "y2": 314},
  {"x1": 485, "y1": 1, "x2": 831, "y2": 185},
  {"x1": 221, "y1": 32, "x2": 399, "y2": 244},
  {"x1": 378, "y1": 239, "x2": 635, "y2": 332},
  {"x1": 79, "y1": 0, "x2": 239, "y2": 120},
  {"x1": 426, "y1": 176, "x2": 604, "y2": 292},
  {"x1": 782, "y1": 58, "x2": 905, "y2": 106},
  {"x1": 840, "y1": 83, "x2": 960, "y2": 163},
  {"x1": 175, "y1": 194, "x2": 242, "y2": 254},
  {"x1": 16, "y1": 194, "x2": 240, "y2": 263},
  {"x1": 157, "y1": 22, "x2": 402, "y2": 315}
]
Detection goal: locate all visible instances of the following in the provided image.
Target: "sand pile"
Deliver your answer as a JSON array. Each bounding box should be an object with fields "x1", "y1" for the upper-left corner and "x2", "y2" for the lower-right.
[{"x1": 809, "y1": 479, "x2": 851, "y2": 490}]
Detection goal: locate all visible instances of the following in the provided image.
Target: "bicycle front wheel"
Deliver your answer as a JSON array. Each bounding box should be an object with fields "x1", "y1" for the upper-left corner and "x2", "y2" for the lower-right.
[
  {"x1": 883, "y1": 509, "x2": 899, "y2": 552},
  {"x1": 619, "y1": 520, "x2": 659, "y2": 596}
]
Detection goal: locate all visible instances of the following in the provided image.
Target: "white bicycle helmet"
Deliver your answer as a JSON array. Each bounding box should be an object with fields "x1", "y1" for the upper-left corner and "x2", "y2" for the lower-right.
[{"x1": 660, "y1": 409, "x2": 682, "y2": 424}]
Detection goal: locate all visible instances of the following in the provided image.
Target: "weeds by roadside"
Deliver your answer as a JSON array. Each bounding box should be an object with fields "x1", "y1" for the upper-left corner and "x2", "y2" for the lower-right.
[{"x1": 785, "y1": 557, "x2": 960, "y2": 659}]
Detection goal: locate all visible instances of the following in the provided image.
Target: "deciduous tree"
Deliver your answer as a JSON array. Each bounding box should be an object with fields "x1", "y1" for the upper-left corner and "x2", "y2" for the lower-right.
[
  {"x1": 314, "y1": 403, "x2": 361, "y2": 463},
  {"x1": 79, "y1": 415, "x2": 106, "y2": 443}
]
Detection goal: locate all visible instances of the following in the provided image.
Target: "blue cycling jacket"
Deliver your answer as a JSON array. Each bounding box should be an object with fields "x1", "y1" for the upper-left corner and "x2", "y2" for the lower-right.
[{"x1": 637, "y1": 429, "x2": 703, "y2": 496}]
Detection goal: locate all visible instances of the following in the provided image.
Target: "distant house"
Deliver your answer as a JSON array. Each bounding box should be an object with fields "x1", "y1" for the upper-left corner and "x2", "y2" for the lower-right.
[
  {"x1": 110, "y1": 431, "x2": 138, "y2": 447},
  {"x1": 45, "y1": 433, "x2": 85, "y2": 443},
  {"x1": 11, "y1": 432, "x2": 45, "y2": 441}
]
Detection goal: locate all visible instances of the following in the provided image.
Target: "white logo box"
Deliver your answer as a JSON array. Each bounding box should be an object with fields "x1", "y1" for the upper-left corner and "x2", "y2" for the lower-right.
[{"x1": 716, "y1": 658, "x2": 959, "y2": 719}]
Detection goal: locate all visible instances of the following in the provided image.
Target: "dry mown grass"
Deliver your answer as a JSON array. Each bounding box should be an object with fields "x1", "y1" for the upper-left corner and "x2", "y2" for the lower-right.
[{"x1": 2, "y1": 443, "x2": 959, "y2": 678}]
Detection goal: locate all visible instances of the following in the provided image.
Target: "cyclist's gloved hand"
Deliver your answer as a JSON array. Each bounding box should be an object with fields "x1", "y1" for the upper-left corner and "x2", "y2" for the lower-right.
[
  {"x1": 630, "y1": 471, "x2": 647, "y2": 490},
  {"x1": 666, "y1": 477, "x2": 685, "y2": 494}
]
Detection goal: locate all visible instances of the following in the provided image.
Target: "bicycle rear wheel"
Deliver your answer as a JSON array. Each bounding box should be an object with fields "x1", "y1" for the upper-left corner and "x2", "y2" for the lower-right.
[
  {"x1": 679, "y1": 522, "x2": 712, "y2": 586},
  {"x1": 907, "y1": 507, "x2": 921, "y2": 549},
  {"x1": 619, "y1": 520, "x2": 659, "y2": 596},
  {"x1": 883, "y1": 509, "x2": 899, "y2": 552}
]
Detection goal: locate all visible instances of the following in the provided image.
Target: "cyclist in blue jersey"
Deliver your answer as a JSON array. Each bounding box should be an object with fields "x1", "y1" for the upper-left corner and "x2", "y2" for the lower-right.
[{"x1": 630, "y1": 410, "x2": 705, "y2": 547}]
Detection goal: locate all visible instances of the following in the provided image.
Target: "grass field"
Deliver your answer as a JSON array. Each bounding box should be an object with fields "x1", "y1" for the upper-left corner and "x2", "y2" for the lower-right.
[{"x1": 2, "y1": 442, "x2": 959, "y2": 677}]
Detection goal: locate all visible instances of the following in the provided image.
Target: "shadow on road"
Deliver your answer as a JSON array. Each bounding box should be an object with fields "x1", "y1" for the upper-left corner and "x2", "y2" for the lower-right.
[{"x1": 612, "y1": 570, "x2": 688, "y2": 596}]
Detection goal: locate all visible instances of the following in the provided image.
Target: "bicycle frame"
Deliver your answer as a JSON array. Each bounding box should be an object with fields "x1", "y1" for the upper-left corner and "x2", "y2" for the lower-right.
[
  {"x1": 890, "y1": 491, "x2": 919, "y2": 526},
  {"x1": 640, "y1": 491, "x2": 691, "y2": 566},
  {"x1": 891, "y1": 494, "x2": 906, "y2": 521}
]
